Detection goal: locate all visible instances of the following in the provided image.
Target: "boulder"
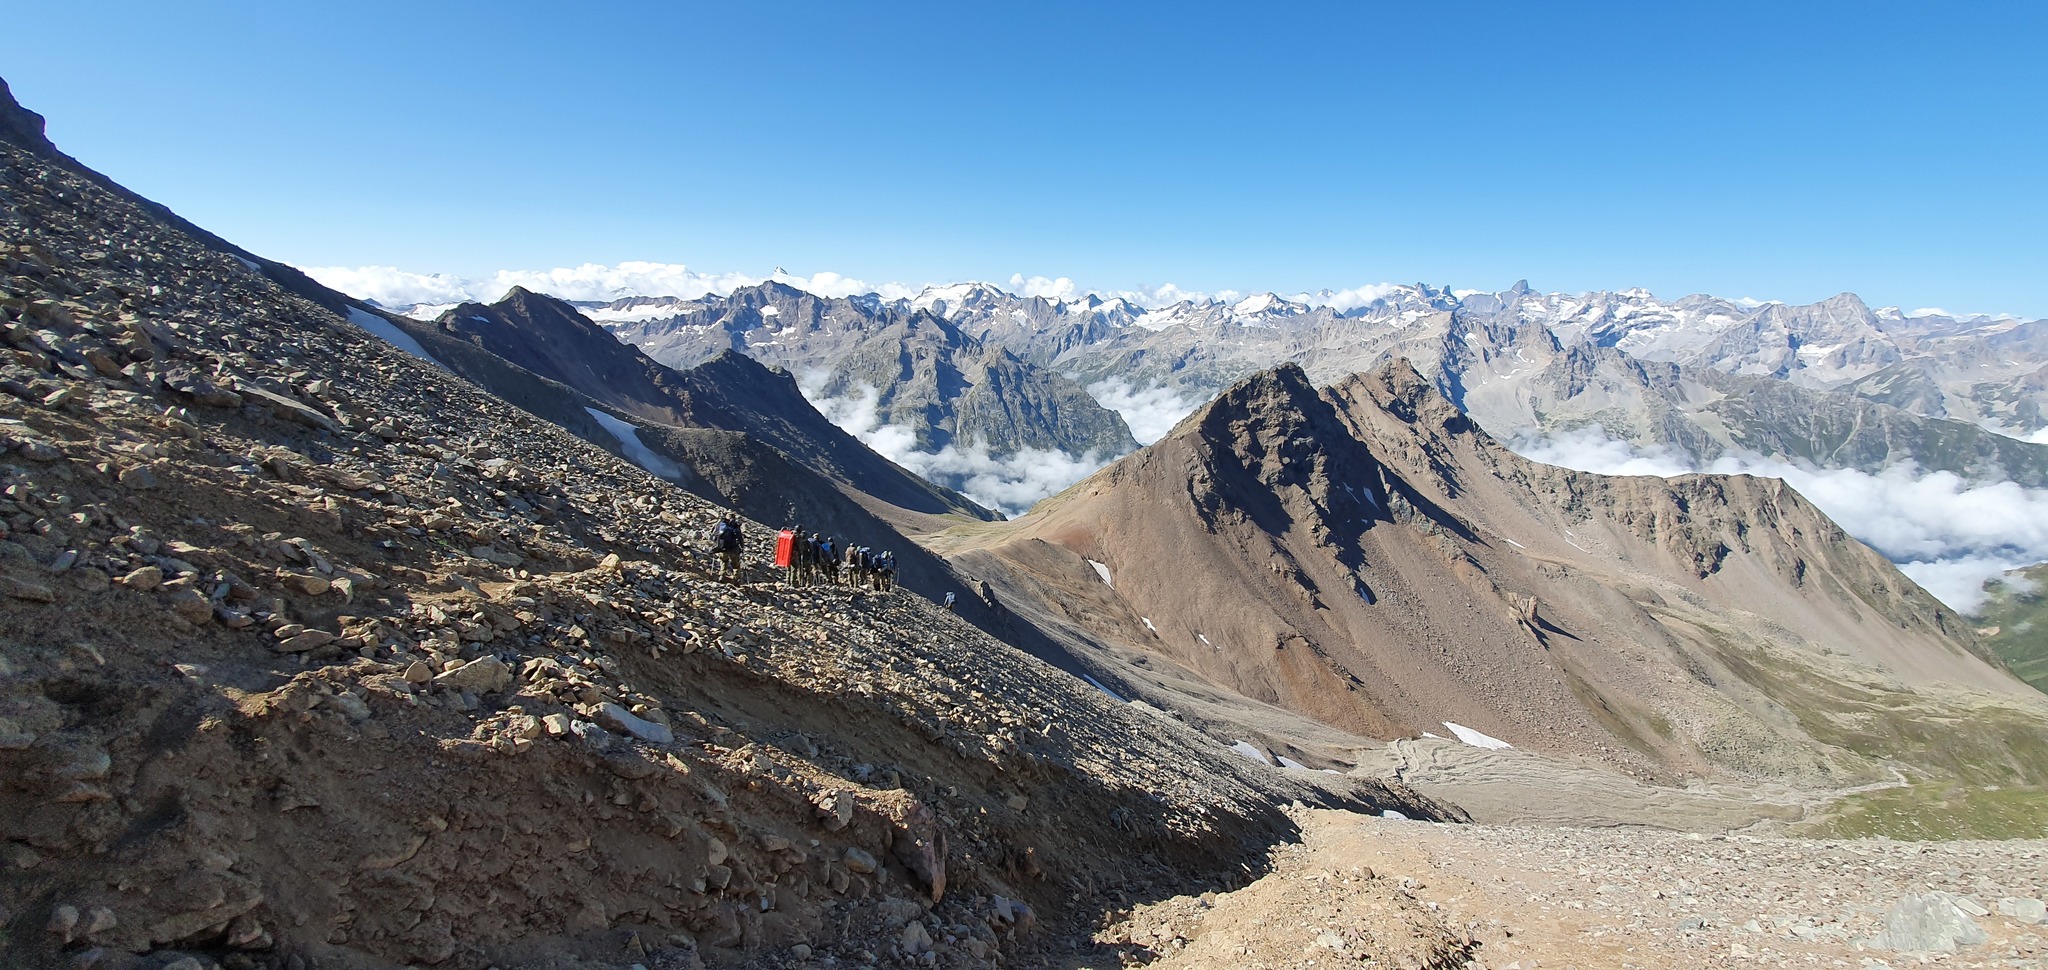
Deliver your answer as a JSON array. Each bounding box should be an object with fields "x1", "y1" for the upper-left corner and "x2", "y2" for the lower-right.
[
  {"x1": 1878, "y1": 892, "x2": 1988, "y2": 953},
  {"x1": 1999, "y1": 896, "x2": 2048, "y2": 924},
  {"x1": 433, "y1": 655, "x2": 511, "y2": 693},
  {"x1": 592, "y1": 701, "x2": 673, "y2": 744}
]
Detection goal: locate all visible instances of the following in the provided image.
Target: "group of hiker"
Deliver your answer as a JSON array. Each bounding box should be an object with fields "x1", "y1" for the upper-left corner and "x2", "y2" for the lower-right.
[{"x1": 706, "y1": 514, "x2": 895, "y2": 591}]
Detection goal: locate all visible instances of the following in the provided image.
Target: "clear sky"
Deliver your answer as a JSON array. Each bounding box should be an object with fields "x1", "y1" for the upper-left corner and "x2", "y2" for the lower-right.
[{"x1": 7, "y1": 1, "x2": 2045, "y2": 315}]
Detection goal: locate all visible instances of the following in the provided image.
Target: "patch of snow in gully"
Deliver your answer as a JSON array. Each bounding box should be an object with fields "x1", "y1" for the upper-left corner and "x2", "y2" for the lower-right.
[
  {"x1": 582, "y1": 408, "x2": 686, "y2": 481},
  {"x1": 347, "y1": 307, "x2": 449, "y2": 371},
  {"x1": 1081, "y1": 675, "x2": 1126, "y2": 703},
  {"x1": 1442, "y1": 721, "x2": 1512, "y2": 749},
  {"x1": 1229, "y1": 741, "x2": 1272, "y2": 765}
]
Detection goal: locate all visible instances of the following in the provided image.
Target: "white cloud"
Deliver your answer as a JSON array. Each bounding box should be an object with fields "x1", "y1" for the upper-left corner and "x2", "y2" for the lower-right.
[
  {"x1": 301, "y1": 260, "x2": 922, "y2": 309},
  {"x1": 304, "y1": 266, "x2": 481, "y2": 308},
  {"x1": 804, "y1": 381, "x2": 1108, "y2": 516},
  {"x1": 1098, "y1": 282, "x2": 1238, "y2": 308},
  {"x1": 1296, "y1": 283, "x2": 1406, "y2": 312},
  {"x1": 1088, "y1": 378, "x2": 1206, "y2": 445},
  {"x1": 1509, "y1": 426, "x2": 2048, "y2": 614},
  {"x1": 1008, "y1": 273, "x2": 1080, "y2": 301},
  {"x1": 772, "y1": 268, "x2": 921, "y2": 302}
]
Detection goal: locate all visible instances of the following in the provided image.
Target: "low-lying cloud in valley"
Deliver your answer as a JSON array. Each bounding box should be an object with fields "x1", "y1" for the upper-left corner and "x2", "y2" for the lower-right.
[
  {"x1": 1510, "y1": 426, "x2": 2048, "y2": 613},
  {"x1": 1086, "y1": 379, "x2": 1205, "y2": 445},
  {"x1": 804, "y1": 382, "x2": 1111, "y2": 517}
]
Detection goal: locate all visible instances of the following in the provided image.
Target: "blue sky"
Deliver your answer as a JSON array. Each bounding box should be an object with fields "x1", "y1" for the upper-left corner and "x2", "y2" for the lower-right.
[{"x1": 8, "y1": 1, "x2": 2045, "y2": 315}]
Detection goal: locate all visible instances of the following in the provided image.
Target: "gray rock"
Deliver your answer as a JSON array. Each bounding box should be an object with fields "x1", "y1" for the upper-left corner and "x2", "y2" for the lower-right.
[
  {"x1": 1877, "y1": 892, "x2": 1987, "y2": 953},
  {"x1": 900, "y1": 919, "x2": 932, "y2": 955},
  {"x1": 274, "y1": 630, "x2": 336, "y2": 653},
  {"x1": 433, "y1": 654, "x2": 510, "y2": 693},
  {"x1": 1998, "y1": 896, "x2": 2047, "y2": 924},
  {"x1": 2, "y1": 575, "x2": 55, "y2": 602},
  {"x1": 326, "y1": 693, "x2": 372, "y2": 721},
  {"x1": 119, "y1": 565, "x2": 163, "y2": 590},
  {"x1": 593, "y1": 702, "x2": 673, "y2": 744},
  {"x1": 167, "y1": 587, "x2": 212, "y2": 622}
]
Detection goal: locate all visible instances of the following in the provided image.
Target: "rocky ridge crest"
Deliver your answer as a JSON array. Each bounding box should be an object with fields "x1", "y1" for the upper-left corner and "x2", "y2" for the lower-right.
[{"x1": 0, "y1": 79, "x2": 1453, "y2": 969}]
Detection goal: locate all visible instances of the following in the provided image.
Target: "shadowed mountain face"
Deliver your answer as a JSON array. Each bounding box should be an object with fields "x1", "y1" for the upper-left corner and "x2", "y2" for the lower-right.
[
  {"x1": 951, "y1": 361, "x2": 2048, "y2": 787},
  {"x1": 430, "y1": 288, "x2": 996, "y2": 521}
]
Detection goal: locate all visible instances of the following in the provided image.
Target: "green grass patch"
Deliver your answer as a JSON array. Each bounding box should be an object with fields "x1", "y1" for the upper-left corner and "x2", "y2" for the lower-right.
[
  {"x1": 1797, "y1": 782, "x2": 2048, "y2": 841},
  {"x1": 1692, "y1": 623, "x2": 2048, "y2": 788},
  {"x1": 1975, "y1": 564, "x2": 2048, "y2": 695}
]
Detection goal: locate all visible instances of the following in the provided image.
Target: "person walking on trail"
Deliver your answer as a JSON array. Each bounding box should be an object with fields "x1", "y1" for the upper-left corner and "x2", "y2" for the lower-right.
[
  {"x1": 943, "y1": 591, "x2": 956, "y2": 610},
  {"x1": 774, "y1": 525, "x2": 798, "y2": 585},
  {"x1": 711, "y1": 515, "x2": 742, "y2": 580}
]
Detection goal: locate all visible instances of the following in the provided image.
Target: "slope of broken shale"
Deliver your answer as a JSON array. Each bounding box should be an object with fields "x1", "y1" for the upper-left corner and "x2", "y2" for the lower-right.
[{"x1": 0, "y1": 79, "x2": 1449, "y2": 970}]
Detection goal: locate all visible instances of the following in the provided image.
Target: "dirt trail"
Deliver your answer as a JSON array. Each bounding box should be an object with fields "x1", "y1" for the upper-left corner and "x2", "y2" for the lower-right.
[{"x1": 1102, "y1": 809, "x2": 2048, "y2": 969}]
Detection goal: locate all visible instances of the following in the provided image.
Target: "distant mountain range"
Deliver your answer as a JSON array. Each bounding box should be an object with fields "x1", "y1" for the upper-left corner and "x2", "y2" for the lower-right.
[{"x1": 429, "y1": 278, "x2": 2045, "y2": 492}]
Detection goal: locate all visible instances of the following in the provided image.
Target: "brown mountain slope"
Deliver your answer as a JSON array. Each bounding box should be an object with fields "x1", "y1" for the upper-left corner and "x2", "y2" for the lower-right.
[
  {"x1": 951, "y1": 361, "x2": 2048, "y2": 787},
  {"x1": 0, "y1": 78, "x2": 1460, "y2": 969}
]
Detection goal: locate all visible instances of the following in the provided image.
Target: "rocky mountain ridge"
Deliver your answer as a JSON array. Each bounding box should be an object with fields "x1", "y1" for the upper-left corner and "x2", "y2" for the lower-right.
[
  {"x1": 0, "y1": 75, "x2": 1456, "y2": 970},
  {"x1": 576, "y1": 275, "x2": 2048, "y2": 509},
  {"x1": 418, "y1": 286, "x2": 996, "y2": 523},
  {"x1": 597, "y1": 282, "x2": 1139, "y2": 464},
  {"x1": 941, "y1": 359, "x2": 2047, "y2": 792}
]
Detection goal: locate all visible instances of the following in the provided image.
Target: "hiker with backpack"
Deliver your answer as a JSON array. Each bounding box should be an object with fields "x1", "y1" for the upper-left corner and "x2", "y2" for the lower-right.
[
  {"x1": 818, "y1": 534, "x2": 838, "y2": 585},
  {"x1": 710, "y1": 515, "x2": 743, "y2": 580},
  {"x1": 775, "y1": 525, "x2": 798, "y2": 585}
]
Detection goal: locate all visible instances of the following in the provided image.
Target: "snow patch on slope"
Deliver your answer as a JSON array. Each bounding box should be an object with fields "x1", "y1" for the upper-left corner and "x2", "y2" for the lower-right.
[
  {"x1": 346, "y1": 308, "x2": 448, "y2": 372},
  {"x1": 1443, "y1": 721, "x2": 1512, "y2": 750},
  {"x1": 582, "y1": 407, "x2": 686, "y2": 481},
  {"x1": 1229, "y1": 741, "x2": 1272, "y2": 765}
]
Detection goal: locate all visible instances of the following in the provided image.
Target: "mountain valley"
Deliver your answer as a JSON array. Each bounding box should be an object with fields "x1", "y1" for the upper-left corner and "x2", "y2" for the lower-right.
[{"x1": 5, "y1": 71, "x2": 2048, "y2": 970}]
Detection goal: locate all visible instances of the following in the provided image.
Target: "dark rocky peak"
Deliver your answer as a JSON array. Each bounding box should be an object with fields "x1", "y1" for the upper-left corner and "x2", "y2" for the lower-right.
[
  {"x1": 460, "y1": 287, "x2": 615, "y2": 341},
  {"x1": 1175, "y1": 363, "x2": 1362, "y2": 480},
  {"x1": 493, "y1": 285, "x2": 586, "y2": 319},
  {"x1": 1146, "y1": 364, "x2": 1393, "y2": 565},
  {"x1": 728, "y1": 279, "x2": 809, "y2": 307},
  {"x1": 1337, "y1": 358, "x2": 1477, "y2": 437},
  {"x1": 0, "y1": 75, "x2": 351, "y2": 315},
  {"x1": 1183, "y1": 363, "x2": 1325, "y2": 433},
  {"x1": 0, "y1": 77, "x2": 56, "y2": 155},
  {"x1": 687, "y1": 347, "x2": 803, "y2": 397}
]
